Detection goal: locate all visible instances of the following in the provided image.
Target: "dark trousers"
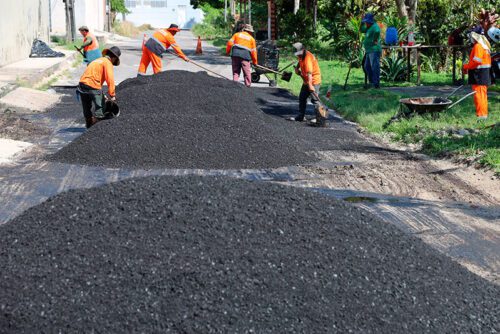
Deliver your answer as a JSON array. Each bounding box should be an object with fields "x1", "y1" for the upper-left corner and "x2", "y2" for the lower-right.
[
  {"x1": 364, "y1": 51, "x2": 381, "y2": 88},
  {"x1": 298, "y1": 84, "x2": 321, "y2": 120},
  {"x1": 78, "y1": 83, "x2": 105, "y2": 119}
]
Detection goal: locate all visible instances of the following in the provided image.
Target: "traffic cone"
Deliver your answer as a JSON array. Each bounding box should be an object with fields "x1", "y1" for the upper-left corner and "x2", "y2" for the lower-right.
[
  {"x1": 195, "y1": 36, "x2": 203, "y2": 55},
  {"x1": 326, "y1": 85, "x2": 332, "y2": 100}
]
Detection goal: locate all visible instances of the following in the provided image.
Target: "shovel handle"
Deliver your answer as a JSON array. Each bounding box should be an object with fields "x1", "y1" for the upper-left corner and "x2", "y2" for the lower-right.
[
  {"x1": 447, "y1": 91, "x2": 476, "y2": 110},
  {"x1": 165, "y1": 50, "x2": 229, "y2": 80},
  {"x1": 444, "y1": 85, "x2": 464, "y2": 99},
  {"x1": 253, "y1": 63, "x2": 282, "y2": 74},
  {"x1": 74, "y1": 46, "x2": 85, "y2": 57}
]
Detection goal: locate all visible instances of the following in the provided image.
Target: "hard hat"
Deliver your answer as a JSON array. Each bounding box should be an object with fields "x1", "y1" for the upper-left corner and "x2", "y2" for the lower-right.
[{"x1": 488, "y1": 27, "x2": 500, "y2": 43}]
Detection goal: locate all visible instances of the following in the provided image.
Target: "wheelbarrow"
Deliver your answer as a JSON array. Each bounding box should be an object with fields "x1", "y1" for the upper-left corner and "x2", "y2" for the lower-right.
[
  {"x1": 386, "y1": 86, "x2": 476, "y2": 125},
  {"x1": 251, "y1": 63, "x2": 294, "y2": 86}
]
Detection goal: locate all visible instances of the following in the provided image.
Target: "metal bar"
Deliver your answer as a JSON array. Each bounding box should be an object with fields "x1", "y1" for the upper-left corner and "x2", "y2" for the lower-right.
[
  {"x1": 444, "y1": 85, "x2": 463, "y2": 99},
  {"x1": 447, "y1": 91, "x2": 476, "y2": 110}
]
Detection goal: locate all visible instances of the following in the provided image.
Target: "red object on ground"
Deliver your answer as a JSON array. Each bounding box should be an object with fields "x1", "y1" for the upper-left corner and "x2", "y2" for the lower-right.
[
  {"x1": 196, "y1": 36, "x2": 203, "y2": 55},
  {"x1": 326, "y1": 85, "x2": 332, "y2": 99}
]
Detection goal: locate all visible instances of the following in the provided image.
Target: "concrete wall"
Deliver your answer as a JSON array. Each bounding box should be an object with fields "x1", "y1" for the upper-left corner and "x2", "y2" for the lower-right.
[
  {"x1": 125, "y1": 0, "x2": 203, "y2": 29},
  {"x1": 0, "y1": 0, "x2": 50, "y2": 66},
  {"x1": 50, "y1": 0, "x2": 107, "y2": 35}
]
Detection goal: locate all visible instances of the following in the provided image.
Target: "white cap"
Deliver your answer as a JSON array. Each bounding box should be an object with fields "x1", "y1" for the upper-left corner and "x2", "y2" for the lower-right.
[{"x1": 292, "y1": 42, "x2": 304, "y2": 56}]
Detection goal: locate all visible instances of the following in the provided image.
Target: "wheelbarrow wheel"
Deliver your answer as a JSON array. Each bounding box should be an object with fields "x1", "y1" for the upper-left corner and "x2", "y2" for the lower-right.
[{"x1": 251, "y1": 72, "x2": 260, "y2": 83}]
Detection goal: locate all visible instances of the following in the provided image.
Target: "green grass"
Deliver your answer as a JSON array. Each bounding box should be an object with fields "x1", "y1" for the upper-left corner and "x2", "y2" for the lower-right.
[{"x1": 278, "y1": 59, "x2": 500, "y2": 173}]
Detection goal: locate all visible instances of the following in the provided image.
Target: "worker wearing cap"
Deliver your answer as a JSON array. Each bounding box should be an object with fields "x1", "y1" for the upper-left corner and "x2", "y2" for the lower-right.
[
  {"x1": 76, "y1": 26, "x2": 101, "y2": 65},
  {"x1": 289, "y1": 42, "x2": 322, "y2": 123},
  {"x1": 226, "y1": 24, "x2": 257, "y2": 87},
  {"x1": 138, "y1": 24, "x2": 189, "y2": 75},
  {"x1": 463, "y1": 30, "x2": 492, "y2": 119},
  {"x1": 361, "y1": 13, "x2": 381, "y2": 88},
  {"x1": 78, "y1": 46, "x2": 121, "y2": 128}
]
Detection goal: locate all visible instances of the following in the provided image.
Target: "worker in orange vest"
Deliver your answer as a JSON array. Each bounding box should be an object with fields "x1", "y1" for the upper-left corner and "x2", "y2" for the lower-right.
[
  {"x1": 289, "y1": 42, "x2": 323, "y2": 124},
  {"x1": 77, "y1": 46, "x2": 121, "y2": 128},
  {"x1": 226, "y1": 24, "x2": 257, "y2": 87},
  {"x1": 76, "y1": 26, "x2": 101, "y2": 64},
  {"x1": 463, "y1": 30, "x2": 492, "y2": 119},
  {"x1": 138, "y1": 24, "x2": 189, "y2": 75}
]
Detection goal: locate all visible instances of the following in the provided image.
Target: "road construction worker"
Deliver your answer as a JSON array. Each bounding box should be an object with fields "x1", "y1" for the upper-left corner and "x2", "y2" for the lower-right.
[
  {"x1": 289, "y1": 42, "x2": 323, "y2": 125},
  {"x1": 77, "y1": 46, "x2": 121, "y2": 128},
  {"x1": 138, "y1": 24, "x2": 189, "y2": 75},
  {"x1": 361, "y1": 13, "x2": 382, "y2": 89},
  {"x1": 463, "y1": 30, "x2": 492, "y2": 119},
  {"x1": 226, "y1": 24, "x2": 257, "y2": 87},
  {"x1": 76, "y1": 26, "x2": 101, "y2": 65}
]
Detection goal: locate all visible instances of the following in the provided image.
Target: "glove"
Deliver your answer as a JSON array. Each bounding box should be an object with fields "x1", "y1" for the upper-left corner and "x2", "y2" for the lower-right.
[
  {"x1": 110, "y1": 96, "x2": 116, "y2": 102},
  {"x1": 184, "y1": 57, "x2": 190, "y2": 62}
]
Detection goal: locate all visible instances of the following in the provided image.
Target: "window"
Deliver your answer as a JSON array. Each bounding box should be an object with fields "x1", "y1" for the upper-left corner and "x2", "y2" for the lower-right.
[
  {"x1": 125, "y1": 0, "x2": 136, "y2": 7},
  {"x1": 151, "y1": 0, "x2": 167, "y2": 7}
]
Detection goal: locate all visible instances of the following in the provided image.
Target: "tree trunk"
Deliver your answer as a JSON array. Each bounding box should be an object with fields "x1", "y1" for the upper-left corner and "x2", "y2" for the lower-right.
[
  {"x1": 395, "y1": 0, "x2": 408, "y2": 19},
  {"x1": 406, "y1": 0, "x2": 418, "y2": 24},
  {"x1": 293, "y1": 0, "x2": 299, "y2": 14}
]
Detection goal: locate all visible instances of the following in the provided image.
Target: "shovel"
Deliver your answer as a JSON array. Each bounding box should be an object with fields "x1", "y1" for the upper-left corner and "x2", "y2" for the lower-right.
[{"x1": 253, "y1": 64, "x2": 293, "y2": 82}]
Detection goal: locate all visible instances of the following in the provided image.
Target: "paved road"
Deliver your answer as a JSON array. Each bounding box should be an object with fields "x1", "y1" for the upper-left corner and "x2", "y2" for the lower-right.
[{"x1": 1, "y1": 31, "x2": 499, "y2": 283}]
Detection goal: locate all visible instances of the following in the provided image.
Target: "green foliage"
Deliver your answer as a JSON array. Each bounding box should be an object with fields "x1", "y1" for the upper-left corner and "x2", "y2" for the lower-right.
[
  {"x1": 110, "y1": 0, "x2": 130, "y2": 14},
  {"x1": 279, "y1": 9, "x2": 316, "y2": 44},
  {"x1": 191, "y1": 4, "x2": 231, "y2": 40},
  {"x1": 381, "y1": 53, "x2": 409, "y2": 82},
  {"x1": 330, "y1": 16, "x2": 364, "y2": 65}
]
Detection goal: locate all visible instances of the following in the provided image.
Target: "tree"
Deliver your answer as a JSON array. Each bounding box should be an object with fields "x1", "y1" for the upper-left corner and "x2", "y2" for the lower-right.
[{"x1": 110, "y1": 0, "x2": 130, "y2": 23}]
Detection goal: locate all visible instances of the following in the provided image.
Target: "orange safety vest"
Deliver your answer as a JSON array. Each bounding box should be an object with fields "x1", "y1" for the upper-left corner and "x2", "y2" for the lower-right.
[
  {"x1": 83, "y1": 33, "x2": 99, "y2": 52},
  {"x1": 226, "y1": 31, "x2": 257, "y2": 64},
  {"x1": 298, "y1": 51, "x2": 321, "y2": 85},
  {"x1": 79, "y1": 56, "x2": 116, "y2": 97},
  {"x1": 145, "y1": 29, "x2": 186, "y2": 59},
  {"x1": 464, "y1": 42, "x2": 491, "y2": 85}
]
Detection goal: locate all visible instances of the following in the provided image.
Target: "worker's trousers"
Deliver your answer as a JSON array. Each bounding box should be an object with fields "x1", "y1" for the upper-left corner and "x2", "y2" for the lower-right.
[
  {"x1": 364, "y1": 51, "x2": 381, "y2": 88},
  {"x1": 472, "y1": 85, "x2": 488, "y2": 118},
  {"x1": 231, "y1": 56, "x2": 252, "y2": 87},
  {"x1": 77, "y1": 83, "x2": 105, "y2": 119},
  {"x1": 298, "y1": 84, "x2": 321, "y2": 120},
  {"x1": 138, "y1": 46, "x2": 163, "y2": 74}
]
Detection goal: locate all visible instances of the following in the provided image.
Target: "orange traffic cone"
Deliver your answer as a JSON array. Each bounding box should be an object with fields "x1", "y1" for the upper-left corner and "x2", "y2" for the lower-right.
[
  {"x1": 326, "y1": 85, "x2": 332, "y2": 100},
  {"x1": 195, "y1": 36, "x2": 203, "y2": 55}
]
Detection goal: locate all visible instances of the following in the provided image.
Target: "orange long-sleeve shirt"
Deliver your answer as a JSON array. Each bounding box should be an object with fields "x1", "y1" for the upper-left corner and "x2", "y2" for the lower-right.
[
  {"x1": 150, "y1": 29, "x2": 187, "y2": 60},
  {"x1": 79, "y1": 56, "x2": 116, "y2": 97},
  {"x1": 226, "y1": 31, "x2": 258, "y2": 64},
  {"x1": 298, "y1": 51, "x2": 321, "y2": 85},
  {"x1": 463, "y1": 43, "x2": 491, "y2": 70}
]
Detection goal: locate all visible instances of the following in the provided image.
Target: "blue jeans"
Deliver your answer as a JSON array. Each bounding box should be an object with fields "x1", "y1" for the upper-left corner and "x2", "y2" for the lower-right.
[{"x1": 364, "y1": 51, "x2": 381, "y2": 88}]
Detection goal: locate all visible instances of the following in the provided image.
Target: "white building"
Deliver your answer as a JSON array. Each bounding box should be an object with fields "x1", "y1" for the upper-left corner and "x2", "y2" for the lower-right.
[
  {"x1": 0, "y1": 0, "x2": 50, "y2": 66},
  {"x1": 124, "y1": 0, "x2": 203, "y2": 29},
  {"x1": 50, "y1": 0, "x2": 108, "y2": 35}
]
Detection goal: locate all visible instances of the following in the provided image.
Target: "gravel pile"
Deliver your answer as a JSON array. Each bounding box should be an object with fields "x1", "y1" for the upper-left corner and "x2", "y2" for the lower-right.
[
  {"x1": 48, "y1": 71, "x2": 319, "y2": 169},
  {"x1": 1, "y1": 176, "x2": 498, "y2": 333}
]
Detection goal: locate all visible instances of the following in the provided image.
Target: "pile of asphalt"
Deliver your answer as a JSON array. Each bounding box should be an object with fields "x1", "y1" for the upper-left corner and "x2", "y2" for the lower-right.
[
  {"x1": 48, "y1": 71, "x2": 320, "y2": 169},
  {"x1": 49, "y1": 71, "x2": 371, "y2": 169},
  {"x1": 1, "y1": 176, "x2": 498, "y2": 333}
]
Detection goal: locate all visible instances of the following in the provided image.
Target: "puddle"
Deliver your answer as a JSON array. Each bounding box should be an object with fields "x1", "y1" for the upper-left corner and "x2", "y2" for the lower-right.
[{"x1": 343, "y1": 196, "x2": 379, "y2": 203}]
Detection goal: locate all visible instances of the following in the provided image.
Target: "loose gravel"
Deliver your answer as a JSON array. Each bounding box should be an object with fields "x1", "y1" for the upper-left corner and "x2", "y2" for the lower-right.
[{"x1": 1, "y1": 176, "x2": 498, "y2": 333}]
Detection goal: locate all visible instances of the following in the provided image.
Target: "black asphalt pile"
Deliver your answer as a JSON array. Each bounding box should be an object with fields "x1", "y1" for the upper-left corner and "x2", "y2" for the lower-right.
[
  {"x1": 48, "y1": 71, "x2": 319, "y2": 169},
  {"x1": 1, "y1": 176, "x2": 498, "y2": 333}
]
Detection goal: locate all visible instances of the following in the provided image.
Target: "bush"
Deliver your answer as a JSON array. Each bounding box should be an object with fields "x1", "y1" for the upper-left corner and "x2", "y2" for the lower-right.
[
  {"x1": 112, "y1": 20, "x2": 141, "y2": 37},
  {"x1": 191, "y1": 4, "x2": 231, "y2": 40},
  {"x1": 381, "y1": 53, "x2": 410, "y2": 82}
]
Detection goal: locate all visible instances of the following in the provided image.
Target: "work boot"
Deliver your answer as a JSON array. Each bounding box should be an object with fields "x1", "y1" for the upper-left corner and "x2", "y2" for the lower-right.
[
  {"x1": 288, "y1": 116, "x2": 305, "y2": 122},
  {"x1": 85, "y1": 116, "x2": 99, "y2": 129}
]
